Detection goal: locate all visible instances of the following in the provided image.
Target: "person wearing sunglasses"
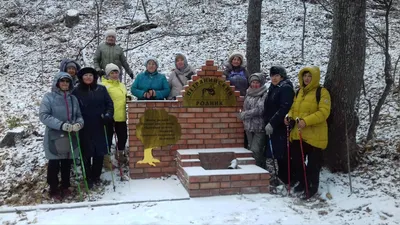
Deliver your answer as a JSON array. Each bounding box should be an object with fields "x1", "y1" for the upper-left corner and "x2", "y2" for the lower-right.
[{"x1": 39, "y1": 72, "x2": 84, "y2": 200}]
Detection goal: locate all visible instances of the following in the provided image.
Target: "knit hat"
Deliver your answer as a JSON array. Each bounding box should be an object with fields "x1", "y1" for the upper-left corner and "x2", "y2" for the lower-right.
[
  {"x1": 104, "y1": 29, "x2": 117, "y2": 38},
  {"x1": 270, "y1": 66, "x2": 287, "y2": 79},
  {"x1": 228, "y1": 51, "x2": 246, "y2": 67},
  {"x1": 144, "y1": 57, "x2": 159, "y2": 68},
  {"x1": 77, "y1": 67, "x2": 98, "y2": 79},
  {"x1": 105, "y1": 63, "x2": 120, "y2": 76},
  {"x1": 248, "y1": 72, "x2": 266, "y2": 86},
  {"x1": 66, "y1": 62, "x2": 77, "y2": 70}
]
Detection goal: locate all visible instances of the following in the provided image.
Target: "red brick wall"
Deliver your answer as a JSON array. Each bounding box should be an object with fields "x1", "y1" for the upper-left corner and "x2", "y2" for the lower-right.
[{"x1": 128, "y1": 60, "x2": 245, "y2": 179}]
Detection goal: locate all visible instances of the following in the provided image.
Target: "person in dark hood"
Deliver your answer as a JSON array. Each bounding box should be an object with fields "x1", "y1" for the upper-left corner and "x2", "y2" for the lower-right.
[
  {"x1": 72, "y1": 67, "x2": 114, "y2": 188},
  {"x1": 39, "y1": 72, "x2": 84, "y2": 200},
  {"x1": 59, "y1": 59, "x2": 81, "y2": 86},
  {"x1": 223, "y1": 51, "x2": 249, "y2": 96},
  {"x1": 263, "y1": 66, "x2": 295, "y2": 186}
]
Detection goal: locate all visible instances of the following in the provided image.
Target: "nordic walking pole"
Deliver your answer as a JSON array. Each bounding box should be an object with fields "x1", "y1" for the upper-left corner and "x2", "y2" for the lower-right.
[
  {"x1": 345, "y1": 113, "x2": 353, "y2": 196},
  {"x1": 75, "y1": 132, "x2": 91, "y2": 199},
  {"x1": 296, "y1": 118, "x2": 309, "y2": 199},
  {"x1": 113, "y1": 129, "x2": 125, "y2": 181},
  {"x1": 285, "y1": 115, "x2": 291, "y2": 195},
  {"x1": 268, "y1": 135, "x2": 278, "y2": 181},
  {"x1": 68, "y1": 132, "x2": 83, "y2": 201},
  {"x1": 103, "y1": 125, "x2": 116, "y2": 192}
]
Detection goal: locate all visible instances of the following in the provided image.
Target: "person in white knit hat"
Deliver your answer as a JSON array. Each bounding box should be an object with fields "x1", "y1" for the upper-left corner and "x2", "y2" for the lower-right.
[
  {"x1": 93, "y1": 29, "x2": 134, "y2": 81},
  {"x1": 102, "y1": 63, "x2": 129, "y2": 167}
]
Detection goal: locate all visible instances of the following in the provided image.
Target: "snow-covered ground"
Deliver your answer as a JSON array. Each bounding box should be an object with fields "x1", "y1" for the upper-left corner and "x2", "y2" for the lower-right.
[
  {"x1": 1, "y1": 171, "x2": 399, "y2": 225},
  {"x1": 0, "y1": 0, "x2": 399, "y2": 224}
]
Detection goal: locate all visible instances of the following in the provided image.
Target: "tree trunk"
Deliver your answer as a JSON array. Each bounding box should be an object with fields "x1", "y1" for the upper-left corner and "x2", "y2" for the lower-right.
[
  {"x1": 65, "y1": 9, "x2": 80, "y2": 28},
  {"x1": 367, "y1": 0, "x2": 394, "y2": 141},
  {"x1": 246, "y1": 0, "x2": 262, "y2": 75},
  {"x1": 323, "y1": 0, "x2": 366, "y2": 172}
]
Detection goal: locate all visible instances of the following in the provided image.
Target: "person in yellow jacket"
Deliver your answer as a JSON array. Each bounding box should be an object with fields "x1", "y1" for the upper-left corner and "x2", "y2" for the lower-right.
[
  {"x1": 285, "y1": 66, "x2": 331, "y2": 199},
  {"x1": 103, "y1": 63, "x2": 129, "y2": 165}
]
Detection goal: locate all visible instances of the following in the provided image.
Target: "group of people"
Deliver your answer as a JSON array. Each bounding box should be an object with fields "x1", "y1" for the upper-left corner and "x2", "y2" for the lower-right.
[
  {"x1": 238, "y1": 64, "x2": 331, "y2": 199},
  {"x1": 39, "y1": 27, "x2": 330, "y2": 201}
]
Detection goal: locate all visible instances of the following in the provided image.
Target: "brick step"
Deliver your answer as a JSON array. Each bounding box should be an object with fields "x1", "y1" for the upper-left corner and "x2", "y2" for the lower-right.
[
  {"x1": 177, "y1": 157, "x2": 255, "y2": 168},
  {"x1": 176, "y1": 147, "x2": 253, "y2": 161},
  {"x1": 177, "y1": 165, "x2": 270, "y2": 197}
]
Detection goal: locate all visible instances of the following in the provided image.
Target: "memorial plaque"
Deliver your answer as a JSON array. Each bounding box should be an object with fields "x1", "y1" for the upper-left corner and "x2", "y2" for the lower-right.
[
  {"x1": 136, "y1": 109, "x2": 181, "y2": 166},
  {"x1": 183, "y1": 77, "x2": 236, "y2": 107}
]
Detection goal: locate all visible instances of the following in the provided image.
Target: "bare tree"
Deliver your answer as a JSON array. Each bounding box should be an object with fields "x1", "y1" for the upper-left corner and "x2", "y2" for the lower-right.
[
  {"x1": 366, "y1": 0, "x2": 395, "y2": 141},
  {"x1": 301, "y1": 0, "x2": 307, "y2": 62},
  {"x1": 94, "y1": 0, "x2": 104, "y2": 46},
  {"x1": 141, "y1": 0, "x2": 150, "y2": 22},
  {"x1": 246, "y1": 0, "x2": 262, "y2": 75},
  {"x1": 323, "y1": 0, "x2": 367, "y2": 172}
]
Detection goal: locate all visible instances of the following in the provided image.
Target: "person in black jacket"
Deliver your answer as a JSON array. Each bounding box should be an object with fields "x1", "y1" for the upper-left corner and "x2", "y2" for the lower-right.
[
  {"x1": 72, "y1": 67, "x2": 114, "y2": 188},
  {"x1": 264, "y1": 66, "x2": 295, "y2": 186}
]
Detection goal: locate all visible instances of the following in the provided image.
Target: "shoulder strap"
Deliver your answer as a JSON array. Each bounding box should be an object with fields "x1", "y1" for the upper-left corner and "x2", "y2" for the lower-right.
[
  {"x1": 295, "y1": 89, "x2": 300, "y2": 97},
  {"x1": 175, "y1": 73, "x2": 184, "y2": 86},
  {"x1": 316, "y1": 86, "x2": 322, "y2": 104}
]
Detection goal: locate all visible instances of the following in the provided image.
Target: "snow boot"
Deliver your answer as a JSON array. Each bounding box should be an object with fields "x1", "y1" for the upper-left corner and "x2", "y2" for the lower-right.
[
  {"x1": 117, "y1": 151, "x2": 128, "y2": 164},
  {"x1": 49, "y1": 187, "x2": 62, "y2": 201},
  {"x1": 61, "y1": 187, "x2": 73, "y2": 198}
]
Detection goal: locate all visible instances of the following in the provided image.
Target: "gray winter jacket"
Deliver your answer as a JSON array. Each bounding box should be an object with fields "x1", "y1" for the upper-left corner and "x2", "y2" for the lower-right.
[
  {"x1": 93, "y1": 43, "x2": 133, "y2": 75},
  {"x1": 167, "y1": 54, "x2": 196, "y2": 100},
  {"x1": 241, "y1": 80, "x2": 268, "y2": 132},
  {"x1": 39, "y1": 72, "x2": 84, "y2": 160}
]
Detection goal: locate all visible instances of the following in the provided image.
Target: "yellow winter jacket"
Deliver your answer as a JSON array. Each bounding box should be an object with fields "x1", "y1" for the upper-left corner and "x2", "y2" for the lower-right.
[
  {"x1": 103, "y1": 79, "x2": 127, "y2": 122},
  {"x1": 288, "y1": 66, "x2": 331, "y2": 149}
]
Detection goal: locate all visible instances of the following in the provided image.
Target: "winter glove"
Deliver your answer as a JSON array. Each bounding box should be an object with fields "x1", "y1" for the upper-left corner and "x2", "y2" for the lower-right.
[
  {"x1": 129, "y1": 73, "x2": 134, "y2": 79},
  {"x1": 61, "y1": 123, "x2": 73, "y2": 132},
  {"x1": 265, "y1": 123, "x2": 273, "y2": 135},
  {"x1": 72, "y1": 123, "x2": 82, "y2": 132},
  {"x1": 102, "y1": 113, "x2": 113, "y2": 124},
  {"x1": 236, "y1": 112, "x2": 245, "y2": 121}
]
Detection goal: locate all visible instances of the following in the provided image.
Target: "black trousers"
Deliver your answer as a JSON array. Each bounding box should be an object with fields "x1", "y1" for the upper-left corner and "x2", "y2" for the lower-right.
[
  {"x1": 47, "y1": 159, "x2": 72, "y2": 190},
  {"x1": 83, "y1": 156, "x2": 104, "y2": 181},
  {"x1": 291, "y1": 140, "x2": 322, "y2": 192},
  {"x1": 106, "y1": 121, "x2": 127, "y2": 151}
]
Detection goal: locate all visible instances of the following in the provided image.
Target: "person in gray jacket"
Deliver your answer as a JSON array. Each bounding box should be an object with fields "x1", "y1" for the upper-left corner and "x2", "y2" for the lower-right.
[
  {"x1": 167, "y1": 53, "x2": 196, "y2": 100},
  {"x1": 237, "y1": 73, "x2": 268, "y2": 168},
  {"x1": 39, "y1": 72, "x2": 84, "y2": 200},
  {"x1": 93, "y1": 29, "x2": 134, "y2": 80}
]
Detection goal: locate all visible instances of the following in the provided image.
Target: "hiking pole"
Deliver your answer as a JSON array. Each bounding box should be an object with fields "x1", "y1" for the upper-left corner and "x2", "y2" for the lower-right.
[
  {"x1": 75, "y1": 132, "x2": 91, "y2": 199},
  {"x1": 68, "y1": 132, "x2": 83, "y2": 201},
  {"x1": 113, "y1": 129, "x2": 125, "y2": 181},
  {"x1": 296, "y1": 118, "x2": 309, "y2": 199},
  {"x1": 285, "y1": 116, "x2": 291, "y2": 195},
  {"x1": 345, "y1": 114, "x2": 353, "y2": 196},
  {"x1": 103, "y1": 125, "x2": 116, "y2": 192},
  {"x1": 268, "y1": 135, "x2": 278, "y2": 183}
]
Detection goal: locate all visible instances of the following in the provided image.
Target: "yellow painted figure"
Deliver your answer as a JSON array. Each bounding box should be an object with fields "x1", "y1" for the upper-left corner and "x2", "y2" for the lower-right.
[{"x1": 136, "y1": 109, "x2": 181, "y2": 166}]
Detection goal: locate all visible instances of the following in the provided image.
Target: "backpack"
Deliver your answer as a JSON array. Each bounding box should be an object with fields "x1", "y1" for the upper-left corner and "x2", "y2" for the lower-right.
[{"x1": 295, "y1": 86, "x2": 332, "y2": 124}]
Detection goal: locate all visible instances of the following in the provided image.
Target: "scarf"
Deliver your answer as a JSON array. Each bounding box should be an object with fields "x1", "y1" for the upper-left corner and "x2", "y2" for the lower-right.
[{"x1": 246, "y1": 85, "x2": 268, "y2": 97}]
